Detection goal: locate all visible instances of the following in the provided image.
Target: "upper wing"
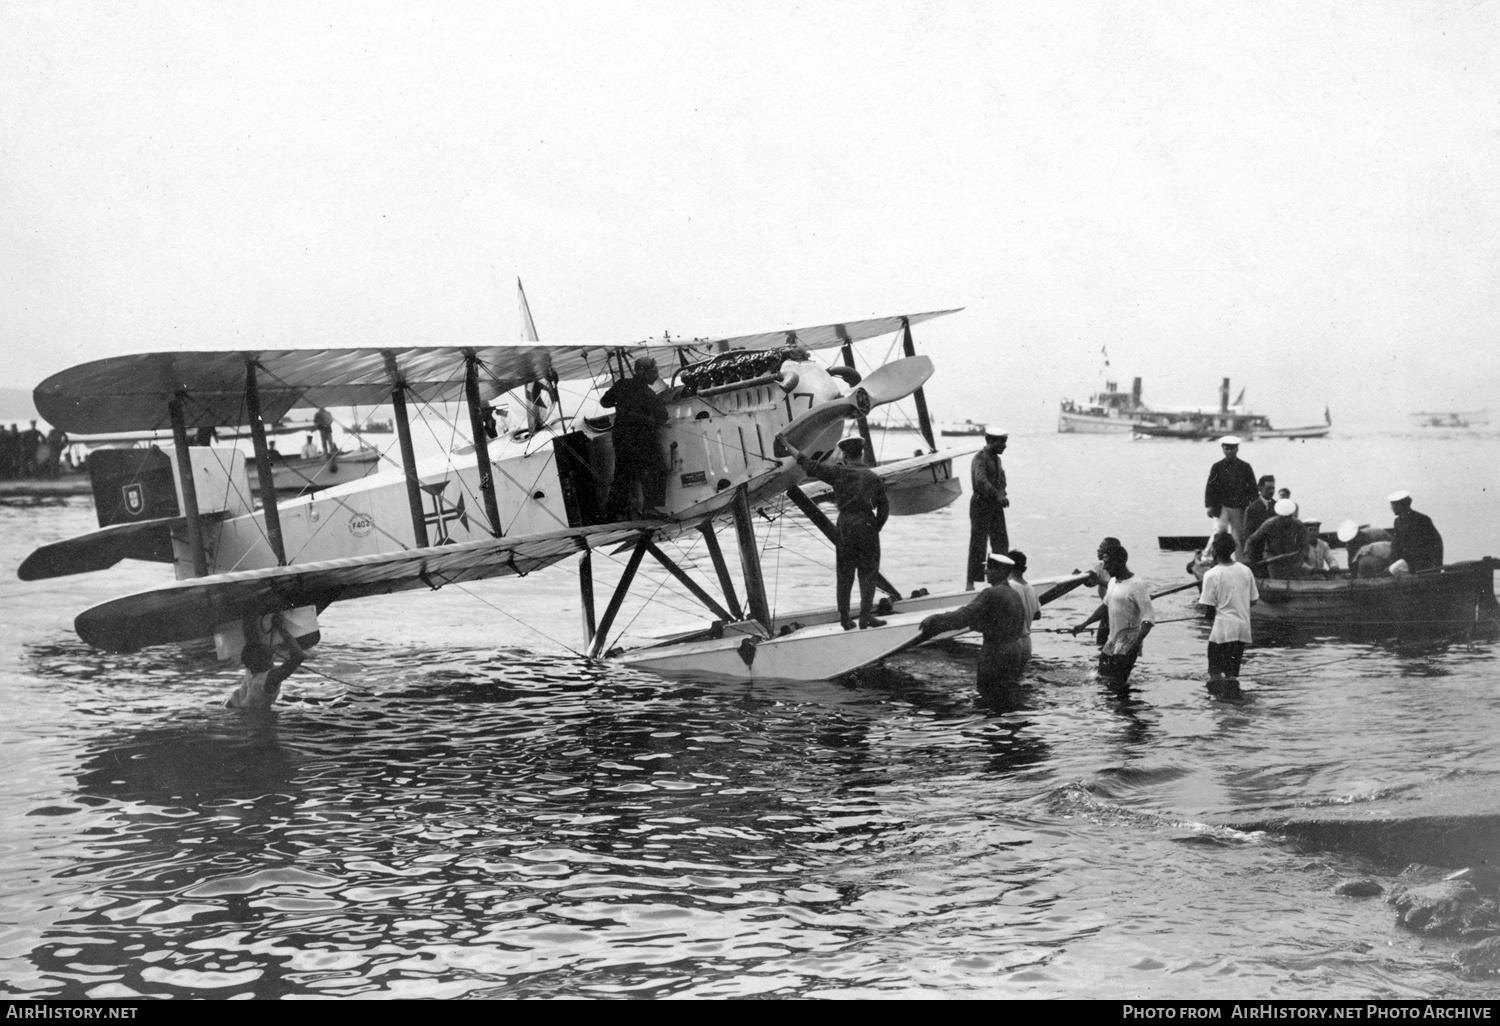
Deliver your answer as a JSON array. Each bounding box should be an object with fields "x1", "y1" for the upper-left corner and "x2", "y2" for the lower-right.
[
  {"x1": 35, "y1": 309, "x2": 961, "y2": 435},
  {"x1": 74, "y1": 521, "x2": 661, "y2": 653}
]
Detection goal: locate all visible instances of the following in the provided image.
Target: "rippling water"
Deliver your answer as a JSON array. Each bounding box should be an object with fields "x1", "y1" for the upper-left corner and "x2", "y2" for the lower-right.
[{"x1": 2, "y1": 432, "x2": 1498, "y2": 998}]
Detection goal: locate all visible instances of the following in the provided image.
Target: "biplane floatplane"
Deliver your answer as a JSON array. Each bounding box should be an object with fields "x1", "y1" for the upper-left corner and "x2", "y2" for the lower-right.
[{"x1": 19, "y1": 307, "x2": 1029, "y2": 681}]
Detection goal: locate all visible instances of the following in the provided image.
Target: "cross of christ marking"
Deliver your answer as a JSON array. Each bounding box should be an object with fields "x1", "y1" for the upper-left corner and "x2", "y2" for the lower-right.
[{"x1": 421, "y1": 481, "x2": 470, "y2": 544}]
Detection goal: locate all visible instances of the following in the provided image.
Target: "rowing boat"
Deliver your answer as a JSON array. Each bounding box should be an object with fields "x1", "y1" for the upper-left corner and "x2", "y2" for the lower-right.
[{"x1": 1188, "y1": 558, "x2": 1499, "y2": 631}]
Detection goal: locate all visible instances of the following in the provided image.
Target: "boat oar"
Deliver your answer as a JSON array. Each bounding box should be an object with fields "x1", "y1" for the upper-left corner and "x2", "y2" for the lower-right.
[
  {"x1": 1151, "y1": 580, "x2": 1203, "y2": 599},
  {"x1": 1036, "y1": 572, "x2": 1094, "y2": 605}
]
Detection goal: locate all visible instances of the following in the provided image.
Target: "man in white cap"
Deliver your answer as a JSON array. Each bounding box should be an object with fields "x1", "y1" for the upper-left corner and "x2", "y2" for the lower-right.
[
  {"x1": 966, "y1": 429, "x2": 1010, "y2": 590},
  {"x1": 1203, "y1": 436, "x2": 1258, "y2": 553},
  {"x1": 1244, "y1": 498, "x2": 1306, "y2": 579},
  {"x1": 786, "y1": 435, "x2": 890, "y2": 629},
  {"x1": 921, "y1": 553, "x2": 1030, "y2": 688},
  {"x1": 1387, "y1": 490, "x2": 1443, "y2": 573},
  {"x1": 1337, "y1": 519, "x2": 1392, "y2": 577}
]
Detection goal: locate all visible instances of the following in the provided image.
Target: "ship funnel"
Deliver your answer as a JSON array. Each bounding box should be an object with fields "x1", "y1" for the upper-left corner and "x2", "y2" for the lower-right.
[
  {"x1": 1132, "y1": 377, "x2": 1142, "y2": 404},
  {"x1": 1219, "y1": 378, "x2": 1230, "y2": 414}
]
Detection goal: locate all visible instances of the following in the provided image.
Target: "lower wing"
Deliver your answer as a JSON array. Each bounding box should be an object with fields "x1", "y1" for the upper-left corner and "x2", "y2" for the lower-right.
[{"x1": 75, "y1": 521, "x2": 660, "y2": 653}]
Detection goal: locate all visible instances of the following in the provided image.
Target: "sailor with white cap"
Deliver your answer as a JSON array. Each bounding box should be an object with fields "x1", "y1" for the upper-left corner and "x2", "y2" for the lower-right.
[
  {"x1": 1203, "y1": 435, "x2": 1258, "y2": 553},
  {"x1": 1243, "y1": 496, "x2": 1306, "y2": 578},
  {"x1": 783, "y1": 433, "x2": 891, "y2": 629},
  {"x1": 920, "y1": 552, "x2": 1032, "y2": 688},
  {"x1": 966, "y1": 427, "x2": 1011, "y2": 589},
  {"x1": 1387, "y1": 489, "x2": 1444, "y2": 573}
]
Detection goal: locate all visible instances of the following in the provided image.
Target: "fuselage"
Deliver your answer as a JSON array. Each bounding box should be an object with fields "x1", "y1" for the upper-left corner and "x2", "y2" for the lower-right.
[{"x1": 165, "y1": 358, "x2": 846, "y2": 580}]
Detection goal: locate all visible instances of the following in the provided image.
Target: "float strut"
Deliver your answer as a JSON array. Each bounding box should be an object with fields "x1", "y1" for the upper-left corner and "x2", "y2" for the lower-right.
[
  {"x1": 579, "y1": 546, "x2": 597, "y2": 647},
  {"x1": 697, "y1": 522, "x2": 743, "y2": 619},
  {"x1": 590, "y1": 534, "x2": 649, "y2": 658}
]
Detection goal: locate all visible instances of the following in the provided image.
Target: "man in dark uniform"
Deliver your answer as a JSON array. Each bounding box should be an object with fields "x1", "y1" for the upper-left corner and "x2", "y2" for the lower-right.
[
  {"x1": 1388, "y1": 490, "x2": 1444, "y2": 573},
  {"x1": 1242, "y1": 474, "x2": 1277, "y2": 541},
  {"x1": 788, "y1": 436, "x2": 890, "y2": 630},
  {"x1": 966, "y1": 429, "x2": 1009, "y2": 590},
  {"x1": 1244, "y1": 498, "x2": 1306, "y2": 579},
  {"x1": 0, "y1": 425, "x2": 17, "y2": 479},
  {"x1": 312, "y1": 408, "x2": 335, "y2": 454},
  {"x1": 920, "y1": 553, "x2": 1030, "y2": 689},
  {"x1": 1204, "y1": 435, "x2": 1257, "y2": 553},
  {"x1": 19, "y1": 420, "x2": 42, "y2": 479},
  {"x1": 601, "y1": 356, "x2": 670, "y2": 519}
]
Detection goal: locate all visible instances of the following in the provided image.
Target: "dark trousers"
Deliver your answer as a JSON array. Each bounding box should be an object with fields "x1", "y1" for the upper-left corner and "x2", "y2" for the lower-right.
[
  {"x1": 1207, "y1": 641, "x2": 1246, "y2": 679},
  {"x1": 607, "y1": 441, "x2": 665, "y2": 518},
  {"x1": 967, "y1": 499, "x2": 1008, "y2": 584},
  {"x1": 1097, "y1": 649, "x2": 1140, "y2": 687},
  {"x1": 835, "y1": 514, "x2": 881, "y2": 623}
]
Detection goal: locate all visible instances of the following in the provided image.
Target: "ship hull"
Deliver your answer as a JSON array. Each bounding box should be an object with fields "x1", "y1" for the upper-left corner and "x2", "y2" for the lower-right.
[{"x1": 1057, "y1": 410, "x2": 1150, "y2": 434}]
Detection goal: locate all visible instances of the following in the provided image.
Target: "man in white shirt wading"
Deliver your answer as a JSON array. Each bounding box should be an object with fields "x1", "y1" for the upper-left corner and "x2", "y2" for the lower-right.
[
  {"x1": 1072, "y1": 546, "x2": 1154, "y2": 688},
  {"x1": 1196, "y1": 532, "x2": 1259, "y2": 681}
]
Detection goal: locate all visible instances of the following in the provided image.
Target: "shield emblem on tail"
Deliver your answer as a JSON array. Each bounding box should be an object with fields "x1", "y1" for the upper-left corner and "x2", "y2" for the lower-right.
[{"x1": 122, "y1": 483, "x2": 144, "y2": 516}]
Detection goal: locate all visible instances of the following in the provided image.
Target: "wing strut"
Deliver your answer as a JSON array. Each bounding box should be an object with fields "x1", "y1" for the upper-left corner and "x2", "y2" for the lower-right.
[
  {"x1": 244, "y1": 360, "x2": 287, "y2": 565},
  {"x1": 697, "y1": 522, "x2": 743, "y2": 620},
  {"x1": 590, "y1": 534, "x2": 650, "y2": 658},
  {"x1": 167, "y1": 394, "x2": 209, "y2": 577},
  {"x1": 901, "y1": 317, "x2": 937, "y2": 453},
  {"x1": 838, "y1": 327, "x2": 877, "y2": 466},
  {"x1": 463, "y1": 351, "x2": 503, "y2": 537},
  {"x1": 784, "y1": 484, "x2": 901, "y2": 600},
  {"x1": 385, "y1": 353, "x2": 429, "y2": 547},
  {"x1": 730, "y1": 485, "x2": 772, "y2": 631}
]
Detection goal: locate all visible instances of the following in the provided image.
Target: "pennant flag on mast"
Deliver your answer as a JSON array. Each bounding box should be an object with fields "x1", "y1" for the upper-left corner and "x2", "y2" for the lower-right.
[
  {"x1": 1232, "y1": 387, "x2": 1246, "y2": 407},
  {"x1": 518, "y1": 278, "x2": 540, "y2": 343}
]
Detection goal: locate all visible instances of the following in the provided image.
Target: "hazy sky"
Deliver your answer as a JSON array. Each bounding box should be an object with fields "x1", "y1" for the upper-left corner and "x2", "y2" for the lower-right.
[{"x1": 3, "y1": 1, "x2": 1498, "y2": 431}]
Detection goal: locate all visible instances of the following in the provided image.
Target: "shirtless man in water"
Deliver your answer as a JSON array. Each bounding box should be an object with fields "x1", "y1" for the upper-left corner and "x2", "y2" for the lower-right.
[{"x1": 225, "y1": 614, "x2": 305, "y2": 709}]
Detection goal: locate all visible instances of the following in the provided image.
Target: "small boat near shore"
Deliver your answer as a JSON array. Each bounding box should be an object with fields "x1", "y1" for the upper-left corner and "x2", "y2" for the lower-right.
[{"x1": 1186, "y1": 558, "x2": 1499, "y2": 632}]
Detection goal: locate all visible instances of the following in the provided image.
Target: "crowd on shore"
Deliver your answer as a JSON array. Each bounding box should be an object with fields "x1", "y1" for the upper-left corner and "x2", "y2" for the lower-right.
[{"x1": 0, "y1": 421, "x2": 71, "y2": 480}]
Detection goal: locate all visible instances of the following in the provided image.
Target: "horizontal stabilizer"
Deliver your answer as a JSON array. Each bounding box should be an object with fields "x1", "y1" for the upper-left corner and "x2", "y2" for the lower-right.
[
  {"x1": 18, "y1": 514, "x2": 224, "y2": 581},
  {"x1": 73, "y1": 520, "x2": 661, "y2": 653}
]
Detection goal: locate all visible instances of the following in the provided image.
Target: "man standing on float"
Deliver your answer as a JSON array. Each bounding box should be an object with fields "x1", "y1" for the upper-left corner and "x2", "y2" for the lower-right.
[
  {"x1": 785, "y1": 436, "x2": 890, "y2": 630},
  {"x1": 966, "y1": 429, "x2": 1009, "y2": 589},
  {"x1": 600, "y1": 356, "x2": 670, "y2": 518},
  {"x1": 1203, "y1": 435, "x2": 1257, "y2": 553}
]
